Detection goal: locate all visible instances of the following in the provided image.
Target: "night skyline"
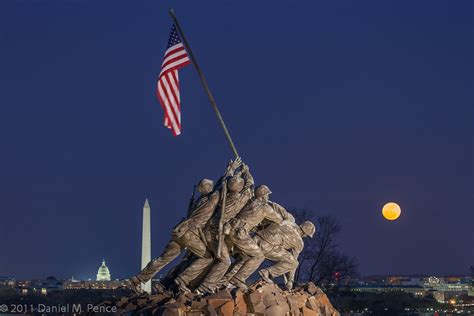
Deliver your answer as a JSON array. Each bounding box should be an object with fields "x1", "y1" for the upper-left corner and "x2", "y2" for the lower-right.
[{"x1": 0, "y1": 1, "x2": 472, "y2": 280}]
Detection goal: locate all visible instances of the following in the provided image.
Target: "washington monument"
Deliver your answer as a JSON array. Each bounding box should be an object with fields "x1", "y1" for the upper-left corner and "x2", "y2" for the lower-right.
[{"x1": 141, "y1": 199, "x2": 151, "y2": 293}]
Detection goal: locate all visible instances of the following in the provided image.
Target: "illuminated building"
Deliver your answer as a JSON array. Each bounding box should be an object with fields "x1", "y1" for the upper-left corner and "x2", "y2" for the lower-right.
[
  {"x1": 16, "y1": 276, "x2": 62, "y2": 296},
  {"x1": 96, "y1": 259, "x2": 111, "y2": 281},
  {"x1": 63, "y1": 279, "x2": 129, "y2": 290},
  {"x1": 350, "y1": 284, "x2": 426, "y2": 297},
  {"x1": 0, "y1": 276, "x2": 16, "y2": 288},
  {"x1": 424, "y1": 276, "x2": 472, "y2": 303}
]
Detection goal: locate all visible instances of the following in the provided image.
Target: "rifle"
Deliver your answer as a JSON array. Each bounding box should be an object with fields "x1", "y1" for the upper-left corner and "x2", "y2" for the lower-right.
[
  {"x1": 217, "y1": 179, "x2": 228, "y2": 259},
  {"x1": 186, "y1": 185, "x2": 197, "y2": 217}
]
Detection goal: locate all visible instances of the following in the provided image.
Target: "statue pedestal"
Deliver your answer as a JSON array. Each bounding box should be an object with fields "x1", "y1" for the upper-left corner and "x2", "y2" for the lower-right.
[{"x1": 110, "y1": 281, "x2": 340, "y2": 316}]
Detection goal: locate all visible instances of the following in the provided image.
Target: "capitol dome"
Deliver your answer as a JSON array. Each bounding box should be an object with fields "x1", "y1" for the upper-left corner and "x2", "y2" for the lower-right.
[{"x1": 96, "y1": 259, "x2": 111, "y2": 281}]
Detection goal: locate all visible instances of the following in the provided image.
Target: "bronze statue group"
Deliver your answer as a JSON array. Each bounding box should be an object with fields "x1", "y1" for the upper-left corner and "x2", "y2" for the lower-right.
[{"x1": 128, "y1": 158, "x2": 316, "y2": 295}]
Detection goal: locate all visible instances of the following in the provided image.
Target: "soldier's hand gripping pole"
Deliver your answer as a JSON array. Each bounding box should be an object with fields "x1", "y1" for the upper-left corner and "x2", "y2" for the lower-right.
[{"x1": 217, "y1": 179, "x2": 228, "y2": 259}]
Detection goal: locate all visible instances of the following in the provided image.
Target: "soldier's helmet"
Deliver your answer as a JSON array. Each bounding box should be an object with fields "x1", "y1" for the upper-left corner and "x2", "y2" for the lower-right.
[
  {"x1": 227, "y1": 175, "x2": 244, "y2": 192},
  {"x1": 300, "y1": 221, "x2": 316, "y2": 238},
  {"x1": 198, "y1": 178, "x2": 214, "y2": 194},
  {"x1": 255, "y1": 185, "x2": 272, "y2": 198}
]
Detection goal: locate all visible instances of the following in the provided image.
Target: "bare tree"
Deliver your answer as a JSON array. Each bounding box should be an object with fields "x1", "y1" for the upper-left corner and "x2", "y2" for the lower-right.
[{"x1": 293, "y1": 209, "x2": 358, "y2": 290}]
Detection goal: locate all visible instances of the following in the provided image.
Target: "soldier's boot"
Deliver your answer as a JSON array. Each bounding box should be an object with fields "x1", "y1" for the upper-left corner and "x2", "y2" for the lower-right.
[
  {"x1": 174, "y1": 276, "x2": 191, "y2": 293},
  {"x1": 220, "y1": 258, "x2": 245, "y2": 287},
  {"x1": 195, "y1": 284, "x2": 214, "y2": 295},
  {"x1": 258, "y1": 269, "x2": 274, "y2": 284},
  {"x1": 229, "y1": 277, "x2": 248, "y2": 291},
  {"x1": 226, "y1": 283, "x2": 236, "y2": 290}
]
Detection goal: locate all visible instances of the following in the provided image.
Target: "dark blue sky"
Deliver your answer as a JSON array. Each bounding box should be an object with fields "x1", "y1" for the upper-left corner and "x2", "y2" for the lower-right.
[{"x1": 0, "y1": 1, "x2": 472, "y2": 280}]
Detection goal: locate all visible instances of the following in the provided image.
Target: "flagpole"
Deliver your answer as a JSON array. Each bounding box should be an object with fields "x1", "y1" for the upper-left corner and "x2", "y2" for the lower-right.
[{"x1": 169, "y1": 9, "x2": 239, "y2": 158}]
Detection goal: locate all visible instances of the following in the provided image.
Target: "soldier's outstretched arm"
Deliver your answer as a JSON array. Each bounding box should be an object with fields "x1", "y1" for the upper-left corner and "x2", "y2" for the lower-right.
[
  {"x1": 241, "y1": 164, "x2": 254, "y2": 190},
  {"x1": 270, "y1": 202, "x2": 295, "y2": 223},
  {"x1": 264, "y1": 205, "x2": 283, "y2": 224},
  {"x1": 215, "y1": 157, "x2": 242, "y2": 189},
  {"x1": 225, "y1": 157, "x2": 242, "y2": 176},
  {"x1": 231, "y1": 156, "x2": 242, "y2": 171}
]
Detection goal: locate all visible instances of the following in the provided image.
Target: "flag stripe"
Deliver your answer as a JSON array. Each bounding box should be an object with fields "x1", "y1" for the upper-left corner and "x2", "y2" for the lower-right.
[
  {"x1": 172, "y1": 71, "x2": 180, "y2": 103},
  {"x1": 159, "y1": 78, "x2": 179, "y2": 128},
  {"x1": 157, "y1": 82, "x2": 180, "y2": 135},
  {"x1": 162, "y1": 47, "x2": 188, "y2": 66},
  {"x1": 157, "y1": 82, "x2": 176, "y2": 129},
  {"x1": 159, "y1": 58, "x2": 190, "y2": 77},
  {"x1": 161, "y1": 53, "x2": 188, "y2": 71},
  {"x1": 164, "y1": 44, "x2": 186, "y2": 59},
  {"x1": 167, "y1": 72, "x2": 181, "y2": 110},
  {"x1": 162, "y1": 74, "x2": 181, "y2": 125}
]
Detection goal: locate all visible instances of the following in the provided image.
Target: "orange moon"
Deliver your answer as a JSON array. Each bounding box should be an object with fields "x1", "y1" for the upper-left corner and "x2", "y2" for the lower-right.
[{"x1": 382, "y1": 202, "x2": 401, "y2": 220}]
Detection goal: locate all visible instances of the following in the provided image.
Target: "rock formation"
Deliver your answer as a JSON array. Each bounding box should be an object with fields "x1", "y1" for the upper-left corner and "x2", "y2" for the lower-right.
[{"x1": 97, "y1": 281, "x2": 339, "y2": 316}]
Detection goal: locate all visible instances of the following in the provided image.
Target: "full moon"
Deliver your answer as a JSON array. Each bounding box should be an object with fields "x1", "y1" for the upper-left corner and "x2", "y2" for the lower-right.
[{"x1": 382, "y1": 202, "x2": 401, "y2": 221}]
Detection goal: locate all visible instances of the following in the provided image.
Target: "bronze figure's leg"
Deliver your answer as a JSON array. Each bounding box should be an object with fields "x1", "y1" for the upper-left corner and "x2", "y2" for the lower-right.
[
  {"x1": 160, "y1": 252, "x2": 195, "y2": 288},
  {"x1": 177, "y1": 229, "x2": 214, "y2": 286},
  {"x1": 177, "y1": 257, "x2": 214, "y2": 285},
  {"x1": 136, "y1": 238, "x2": 184, "y2": 283},
  {"x1": 198, "y1": 239, "x2": 231, "y2": 292},
  {"x1": 221, "y1": 253, "x2": 246, "y2": 286},
  {"x1": 260, "y1": 248, "x2": 297, "y2": 279},
  {"x1": 180, "y1": 228, "x2": 209, "y2": 258},
  {"x1": 230, "y1": 234, "x2": 265, "y2": 284}
]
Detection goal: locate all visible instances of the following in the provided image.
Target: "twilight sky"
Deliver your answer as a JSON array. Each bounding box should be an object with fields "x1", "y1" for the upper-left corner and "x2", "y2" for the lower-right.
[{"x1": 0, "y1": 1, "x2": 472, "y2": 280}]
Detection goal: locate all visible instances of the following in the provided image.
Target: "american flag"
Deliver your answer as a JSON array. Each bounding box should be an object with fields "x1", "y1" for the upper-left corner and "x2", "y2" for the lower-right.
[{"x1": 157, "y1": 24, "x2": 191, "y2": 136}]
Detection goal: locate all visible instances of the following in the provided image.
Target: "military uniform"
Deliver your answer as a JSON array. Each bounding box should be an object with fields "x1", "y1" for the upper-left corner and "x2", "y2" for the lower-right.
[
  {"x1": 199, "y1": 168, "x2": 254, "y2": 291},
  {"x1": 224, "y1": 197, "x2": 284, "y2": 285},
  {"x1": 135, "y1": 190, "x2": 219, "y2": 285},
  {"x1": 220, "y1": 199, "x2": 295, "y2": 285},
  {"x1": 255, "y1": 221, "x2": 304, "y2": 285}
]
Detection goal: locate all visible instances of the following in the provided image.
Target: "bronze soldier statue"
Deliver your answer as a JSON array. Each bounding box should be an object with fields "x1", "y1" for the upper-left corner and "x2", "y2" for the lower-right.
[
  {"x1": 222, "y1": 184, "x2": 294, "y2": 289},
  {"x1": 125, "y1": 156, "x2": 318, "y2": 296},
  {"x1": 196, "y1": 164, "x2": 254, "y2": 294},
  {"x1": 128, "y1": 159, "x2": 241, "y2": 293},
  {"x1": 256, "y1": 221, "x2": 315, "y2": 290}
]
